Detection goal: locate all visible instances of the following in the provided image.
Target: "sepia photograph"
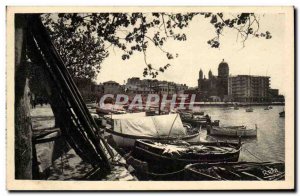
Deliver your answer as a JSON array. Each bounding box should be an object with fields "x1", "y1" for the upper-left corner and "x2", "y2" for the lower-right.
[{"x1": 6, "y1": 6, "x2": 294, "y2": 190}]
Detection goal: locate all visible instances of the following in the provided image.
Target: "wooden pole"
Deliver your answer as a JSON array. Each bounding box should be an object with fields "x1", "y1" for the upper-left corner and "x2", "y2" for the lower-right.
[
  {"x1": 26, "y1": 35, "x2": 98, "y2": 164},
  {"x1": 28, "y1": 15, "x2": 112, "y2": 169},
  {"x1": 14, "y1": 14, "x2": 32, "y2": 179}
]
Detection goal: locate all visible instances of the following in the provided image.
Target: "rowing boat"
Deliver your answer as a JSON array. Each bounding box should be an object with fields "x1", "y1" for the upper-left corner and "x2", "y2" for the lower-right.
[
  {"x1": 131, "y1": 139, "x2": 241, "y2": 173},
  {"x1": 95, "y1": 113, "x2": 200, "y2": 149},
  {"x1": 184, "y1": 162, "x2": 285, "y2": 181},
  {"x1": 207, "y1": 125, "x2": 257, "y2": 138}
]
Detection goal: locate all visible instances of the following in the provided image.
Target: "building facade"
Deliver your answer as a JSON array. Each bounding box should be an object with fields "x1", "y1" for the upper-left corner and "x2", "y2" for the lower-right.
[
  {"x1": 125, "y1": 77, "x2": 157, "y2": 95},
  {"x1": 175, "y1": 84, "x2": 189, "y2": 94},
  {"x1": 125, "y1": 77, "x2": 188, "y2": 95},
  {"x1": 268, "y1": 88, "x2": 285, "y2": 102},
  {"x1": 102, "y1": 81, "x2": 124, "y2": 95},
  {"x1": 228, "y1": 75, "x2": 270, "y2": 102},
  {"x1": 91, "y1": 83, "x2": 104, "y2": 93}
]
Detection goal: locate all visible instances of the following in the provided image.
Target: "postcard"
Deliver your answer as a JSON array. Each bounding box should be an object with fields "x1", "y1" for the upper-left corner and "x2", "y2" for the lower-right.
[{"x1": 6, "y1": 6, "x2": 294, "y2": 190}]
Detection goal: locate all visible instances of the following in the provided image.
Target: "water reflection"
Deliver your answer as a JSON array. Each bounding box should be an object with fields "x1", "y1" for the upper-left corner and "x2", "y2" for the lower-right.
[{"x1": 194, "y1": 105, "x2": 285, "y2": 162}]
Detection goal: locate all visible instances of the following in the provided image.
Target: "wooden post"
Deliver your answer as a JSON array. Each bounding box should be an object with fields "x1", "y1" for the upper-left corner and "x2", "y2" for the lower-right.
[{"x1": 14, "y1": 14, "x2": 32, "y2": 179}]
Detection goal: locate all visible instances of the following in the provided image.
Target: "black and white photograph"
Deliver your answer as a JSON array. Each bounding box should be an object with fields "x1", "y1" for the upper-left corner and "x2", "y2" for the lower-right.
[{"x1": 6, "y1": 6, "x2": 294, "y2": 190}]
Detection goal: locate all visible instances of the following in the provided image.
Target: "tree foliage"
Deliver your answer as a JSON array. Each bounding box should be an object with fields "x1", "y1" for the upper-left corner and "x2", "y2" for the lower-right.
[
  {"x1": 42, "y1": 15, "x2": 108, "y2": 79},
  {"x1": 42, "y1": 12, "x2": 271, "y2": 79}
]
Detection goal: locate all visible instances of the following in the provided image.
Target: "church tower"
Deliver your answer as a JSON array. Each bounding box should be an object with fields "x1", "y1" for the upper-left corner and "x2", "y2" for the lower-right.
[
  {"x1": 218, "y1": 59, "x2": 229, "y2": 78},
  {"x1": 199, "y1": 69, "x2": 203, "y2": 80},
  {"x1": 208, "y1": 69, "x2": 213, "y2": 79},
  {"x1": 198, "y1": 69, "x2": 203, "y2": 91},
  {"x1": 217, "y1": 59, "x2": 229, "y2": 98}
]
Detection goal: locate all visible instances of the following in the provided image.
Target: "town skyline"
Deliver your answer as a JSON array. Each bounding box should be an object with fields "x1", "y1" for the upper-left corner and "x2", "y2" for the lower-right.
[
  {"x1": 96, "y1": 59, "x2": 284, "y2": 98},
  {"x1": 96, "y1": 13, "x2": 287, "y2": 95}
]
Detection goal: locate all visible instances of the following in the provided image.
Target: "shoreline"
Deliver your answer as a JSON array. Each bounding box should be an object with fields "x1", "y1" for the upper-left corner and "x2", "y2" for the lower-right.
[
  {"x1": 192, "y1": 102, "x2": 285, "y2": 107},
  {"x1": 86, "y1": 102, "x2": 285, "y2": 108}
]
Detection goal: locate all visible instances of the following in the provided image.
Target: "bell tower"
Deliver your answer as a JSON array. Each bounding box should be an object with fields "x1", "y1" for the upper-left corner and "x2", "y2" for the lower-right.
[
  {"x1": 208, "y1": 69, "x2": 213, "y2": 79},
  {"x1": 199, "y1": 69, "x2": 203, "y2": 80},
  {"x1": 198, "y1": 69, "x2": 203, "y2": 91}
]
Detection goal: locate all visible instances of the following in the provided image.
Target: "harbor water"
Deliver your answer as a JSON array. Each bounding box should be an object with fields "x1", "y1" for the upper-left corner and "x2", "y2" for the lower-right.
[{"x1": 195, "y1": 105, "x2": 285, "y2": 162}]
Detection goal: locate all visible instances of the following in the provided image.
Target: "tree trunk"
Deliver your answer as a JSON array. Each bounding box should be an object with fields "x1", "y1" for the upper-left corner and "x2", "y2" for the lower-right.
[{"x1": 14, "y1": 14, "x2": 32, "y2": 179}]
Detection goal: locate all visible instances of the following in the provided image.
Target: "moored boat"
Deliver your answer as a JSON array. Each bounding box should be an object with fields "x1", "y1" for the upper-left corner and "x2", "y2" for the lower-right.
[
  {"x1": 131, "y1": 139, "x2": 241, "y2": 173},
  {"x1": 184, "y1": 162, "x2": 285, "y2": 181},
  {"x1": 246, "y1": 107, "x2": 254, "y2": 112},
  {"x1": 180, "y1": 113, "x2": 220, "y2": 128},
  {"x1": 279, "y1": 111, "x2": 285, "y2": 117},
  {"x1": 192, "y1": 111, "x2": 205, "y2": 116},
  {"x1": 178, "y1": 111, "x2": 193, "y2": 119},
  {"x1": 124, "y1": 153, "x2": 185, "y2": 180},
  {"x1": 207, "y1": 125, "x2": 257, "y2": 138},
  {"x1": 182, "y1": 118, "x2": 220, "y2": 128},
  {"x1": 96, "y1": 113, "x2": 200, "y2": 149},
  {"x1": 96, "y1": 101, "x2": 127, "y2": 115}
]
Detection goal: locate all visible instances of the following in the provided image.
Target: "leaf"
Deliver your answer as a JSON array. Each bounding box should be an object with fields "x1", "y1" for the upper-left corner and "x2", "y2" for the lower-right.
[{"x1": 210, "y1": 15, "x2": 217, "y2": 24}]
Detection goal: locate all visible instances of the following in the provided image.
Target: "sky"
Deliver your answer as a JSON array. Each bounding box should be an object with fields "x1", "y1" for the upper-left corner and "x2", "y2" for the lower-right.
[{"x1": 97, "y1": 13, "x2": 288, "y2": 95}]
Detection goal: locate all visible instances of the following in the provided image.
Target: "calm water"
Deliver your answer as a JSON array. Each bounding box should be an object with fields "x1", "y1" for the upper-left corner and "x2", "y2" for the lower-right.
[{"x1": 193, "y1": 105, "x2": 285, "y2": 162}]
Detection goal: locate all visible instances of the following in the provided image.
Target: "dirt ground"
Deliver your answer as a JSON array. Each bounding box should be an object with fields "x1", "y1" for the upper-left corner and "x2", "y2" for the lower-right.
[{"x1": 30, "y1": 105, "x2": 135, "y2": 181}]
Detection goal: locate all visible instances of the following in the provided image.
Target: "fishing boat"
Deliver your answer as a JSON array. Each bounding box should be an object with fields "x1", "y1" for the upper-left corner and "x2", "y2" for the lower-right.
[
  {"x1": 279, "y1": 111, "x2": 285, "y2": 117},
  {"x1": 179, "y1": 111, "x2": 193, "y2": 119},
  {"x1": 245, "y1": 107, "x2": 254, "y2": 112},
  {"x1": 145, "y1": 106, "x2": 158, "y2": 116},
  {"x1": 180, "y1": 113, "x2": 220, "y2": 128},
  {"x1": 124, "y1": 152, "x2": 185, "y2": 180},
  {"x1": 96, "y1": 113, "x2": 200, "y2": 149},
  {"x1": 192, "y1": 111, "x2": 205, "y2": 116},
  {"x1": 184, "y1": 162, "x2": 285, "y2": 181},
  {"x1": 234, "y1": 106, "x2": 239, "y2": 110},
  {"x1": 245, "y1": 98, "x2": 254, "y2": 112},
  {"x1": 131, "y1": 139, "x2": 241, "y2": 173},
  {"x1": 264, "y1": 106, "x2": 269, "y2": 110},
  {"x1": 182, "y1": 117, "x2": 220, "y2": 128},
  {"x1": 96, "y1": 102, "x2": 127, "y2": 115},
  {"x1": 207, "y1": 125, "x2": 257, "y2": 138}
]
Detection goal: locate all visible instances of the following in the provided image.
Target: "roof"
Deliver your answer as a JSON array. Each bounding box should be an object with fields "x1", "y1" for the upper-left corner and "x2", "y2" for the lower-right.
[
  {"x1": 103, "y1": 80, "x2": 120, "y2": 85},
  {"x1": 218, "y1": 59, "x2": 229, "y2": 69}
]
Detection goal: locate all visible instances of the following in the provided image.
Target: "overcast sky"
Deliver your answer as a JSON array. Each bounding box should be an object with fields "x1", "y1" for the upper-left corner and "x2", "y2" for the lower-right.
[{"x1": 97, "y1": 13, "x2": 287, "y2": 95}]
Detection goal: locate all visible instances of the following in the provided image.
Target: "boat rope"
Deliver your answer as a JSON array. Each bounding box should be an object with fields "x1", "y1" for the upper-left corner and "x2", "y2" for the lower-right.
[
  {"x1": 167, "y1": 113, "x2": 179, "y2": 138},
  {"x1": 205, "y1": 134, "x2": 218, "y2": 142},
  {"x1": 243, "y1": 147, "x2": 263, "y2": 162}
]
